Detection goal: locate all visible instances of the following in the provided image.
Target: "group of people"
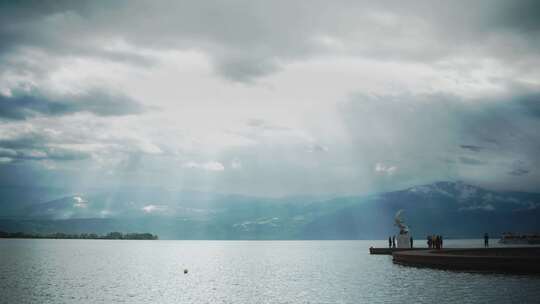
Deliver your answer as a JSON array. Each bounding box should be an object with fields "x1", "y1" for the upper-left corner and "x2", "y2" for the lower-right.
[
  {"x1": 386, "y1": 233, "x2": 490, "y2": 249},
  {"x1": 427, "y1": 235, "x2": 443, "y2": 249}
]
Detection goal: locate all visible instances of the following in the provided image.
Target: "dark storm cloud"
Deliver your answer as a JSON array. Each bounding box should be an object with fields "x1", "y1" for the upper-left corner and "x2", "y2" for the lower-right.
[
  {"x1": 515, "y1": 92, "x2": 540, "y2": 118},
  {"x1": 0, "y1": 1, "x2": 88, "y2": 53},
  {"x1": 215, "y1": 57, "x2": 280, "y2": 83},
  {"x1": 455, "y1": 90, "x2": 540, "y2": 162},
  {"x1": 32, "y1": 149, "x2": 89, "y2": 161},
  {"x1": 508, "y1": 160, "x2": 531, "y2": 176},
  {"x1": 1, "y1": 1, "x2": 540, "y2": 82},
  {"x1": 509, "y1": 167, "x2": 530, "y2": 176},
  {"x1": 339, "y1": 89, "x2": 540, "y2": 189},
  {"x1": 459, "y1": 157, "x2": 487, "y2": 166},
  {"x1": 0, "y1": 1, "x2": 539, "y2": 195},
  {"x1": 0, "y1": 133, "x2": 91, "y2": 163},
  {"x1": 460, "y1": 145, "x2": 484, "y2": 152},
  {"x1": 0, "y1": 132, "x2": 47, "y2": 150},
  {"x1": 458, "y1": 93, "x2": 540, "y2": 155},
  {"x1": 0, "y1": 90, "x2": 146, "y2": 120},
  {"x1": 490, "y1": 1, "x2": 540, "y2": 33}
]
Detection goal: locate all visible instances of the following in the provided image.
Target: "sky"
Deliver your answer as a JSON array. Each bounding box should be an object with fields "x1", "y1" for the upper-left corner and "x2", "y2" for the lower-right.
[{"x1": 0, "y1": 0, "x2": 539, "y2": 196}]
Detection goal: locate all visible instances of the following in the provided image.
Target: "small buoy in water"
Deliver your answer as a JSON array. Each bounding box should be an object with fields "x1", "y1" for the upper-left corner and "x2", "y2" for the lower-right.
[{"x1": 184, "y1": 269, "x2": 188, "y2": 274}]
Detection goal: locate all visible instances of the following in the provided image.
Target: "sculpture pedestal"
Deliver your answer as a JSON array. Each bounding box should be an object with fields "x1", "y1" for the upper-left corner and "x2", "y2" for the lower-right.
[{"x1": 397, "y1": 233, "x2": 411, "y2": 248}]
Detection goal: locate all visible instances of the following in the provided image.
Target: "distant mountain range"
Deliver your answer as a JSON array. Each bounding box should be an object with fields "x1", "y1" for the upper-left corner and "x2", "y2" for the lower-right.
[{"x1": 1, "y1": 181, "x2": 539, "y2": 239}]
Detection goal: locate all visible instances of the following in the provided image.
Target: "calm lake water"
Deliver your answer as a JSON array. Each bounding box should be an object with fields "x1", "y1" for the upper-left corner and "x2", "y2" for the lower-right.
[{"x1": 1, "y1": 239, "x2": 539, "y2": 304}]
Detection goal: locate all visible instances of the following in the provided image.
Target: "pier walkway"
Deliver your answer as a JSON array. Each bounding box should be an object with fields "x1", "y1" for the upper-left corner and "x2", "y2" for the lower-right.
[{"x1": 392, "y1": 247, "x2": 540, "y2": 274}]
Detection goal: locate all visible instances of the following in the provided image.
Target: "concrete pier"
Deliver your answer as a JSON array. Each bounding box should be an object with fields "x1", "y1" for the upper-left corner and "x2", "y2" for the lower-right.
[
  {"x1": 369, "y1": 247, "x2": 429, "y2": 255},
  {"x1": 392, "y1": 247, "x2": 540, "y2": 274}
]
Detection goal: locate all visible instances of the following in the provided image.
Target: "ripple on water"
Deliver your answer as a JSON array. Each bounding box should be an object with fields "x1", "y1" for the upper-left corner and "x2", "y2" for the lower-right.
[{"x1": 1, "y1": 239, "x2": 539, "y2": 304}]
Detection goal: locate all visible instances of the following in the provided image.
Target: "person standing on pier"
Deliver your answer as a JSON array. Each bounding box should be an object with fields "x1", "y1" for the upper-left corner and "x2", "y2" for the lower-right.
[
  {"x1": 484, "y1": 233, "x2": 489, "y2": 248},
  {"x1": 388, "y1": 236, "x2": 392, "y2": 248},
  {"x1": 392, "y1": 236, "x2": 396, "y2": 248},
  {"x1": 410, "y1": 236, "x2": 413, "y2": 248},
  {"x1": 440, "y1": 235, "x2": 443, "y2": 249}
]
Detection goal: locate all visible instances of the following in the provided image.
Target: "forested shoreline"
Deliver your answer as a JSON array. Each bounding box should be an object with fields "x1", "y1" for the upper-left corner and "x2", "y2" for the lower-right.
[{"x1": 0, "y1": 231, "x2": 158, "y2": 240}]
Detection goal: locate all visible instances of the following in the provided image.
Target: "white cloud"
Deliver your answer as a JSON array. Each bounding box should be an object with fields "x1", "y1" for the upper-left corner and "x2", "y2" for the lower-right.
[
  {"x1": 73, "y1": 196, "x2": 86, "y2": 203},
  {"x1": 141, "y1": 204, "x2": 167, "y2": 213},
  {"x1": 0, "y1": 1, "x2": 539, "y2": 195},
  {"x1": 374, "y1": 163, "x2": 398, "y2": 175},
  {"x1": 72, "y1": 196, "x2": 88, "y2": 208},
  {"x1": 183, "y1": 161, "x2": 225, "y2": 172},
  {"x1": 459, "y1": 204, "x2": 495, "y2": 212},
  {"x1": 0, "y1": 157, "x2": 13, "y2": 164}
]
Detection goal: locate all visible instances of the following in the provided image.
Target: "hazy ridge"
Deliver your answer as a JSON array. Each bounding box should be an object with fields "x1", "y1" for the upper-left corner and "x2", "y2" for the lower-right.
[{"x1": 1, "y1": 181, "x2": 539, "y2": 239}]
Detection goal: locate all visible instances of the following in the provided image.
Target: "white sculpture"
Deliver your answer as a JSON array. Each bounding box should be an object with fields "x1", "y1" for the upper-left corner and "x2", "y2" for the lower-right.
[{"x1": 394, "y1": 210, "x2": 411, "y2": 248}]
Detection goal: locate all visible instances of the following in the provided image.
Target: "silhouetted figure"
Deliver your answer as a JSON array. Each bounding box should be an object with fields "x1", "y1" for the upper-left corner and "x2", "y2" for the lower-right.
[
  {"x1": 388, "y1": 236, "x2": 392, "y2": 248},
  {"x1": 392, "y1": 236, "x2": 396, "y2": 248},
  {"x1": 410, "y1": 236, "x2": 413, "y2": 248},
  {"x1": 484, "y1": 233, "x2": 489, "y2": 248},
  {"x1": 440, "y1": 235, "x2": 443, "y2": 249},
  {"x1": 427, "y1": 235, "x2": 432, "y2": 248}
]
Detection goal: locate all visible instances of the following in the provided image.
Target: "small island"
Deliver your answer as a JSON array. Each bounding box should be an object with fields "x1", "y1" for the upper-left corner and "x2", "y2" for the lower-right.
[{"x1": 0, "y1": 231, "x2": 158, "y2": 240}]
